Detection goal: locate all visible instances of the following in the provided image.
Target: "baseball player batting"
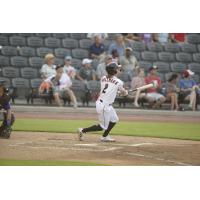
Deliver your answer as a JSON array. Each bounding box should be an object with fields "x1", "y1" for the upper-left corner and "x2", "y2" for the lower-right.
[{"x1": 78, "y1": 62, "x2": 128, "y2": 142}]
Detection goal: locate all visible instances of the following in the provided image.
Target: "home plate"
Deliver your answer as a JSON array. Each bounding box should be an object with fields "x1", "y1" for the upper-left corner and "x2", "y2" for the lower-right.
[
  {"x1": 74, "y1": 143, "x2": 98, "y2": 147},
  {"x1": 130, "y1": 143, "x2": 155, "y2": 147}
]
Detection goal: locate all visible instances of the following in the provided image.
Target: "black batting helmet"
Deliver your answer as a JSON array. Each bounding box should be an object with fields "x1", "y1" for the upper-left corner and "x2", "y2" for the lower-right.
[{"x1": 106, "y1": 62, "x2": 120, "y2": 76}]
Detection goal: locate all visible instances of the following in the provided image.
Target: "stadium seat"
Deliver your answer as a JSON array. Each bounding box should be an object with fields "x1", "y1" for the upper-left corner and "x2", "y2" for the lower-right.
[
  {"x1": 36, "y1": 47, "x2": 53, "y2": 57},
  {"x1": 18, "y1": 33, "x2": 35, "y2": 37},
  {"x1": 27, "y1": 37, "x2": 43, "y2": 47},
  {"x1": 141, "y1": 51, "x2": 157, "y2": 61},
  {"x1": 91, "y1": 59, "x2": 99, "y2": 70},
  {"x1": 30, "y1": 78, "x2": 42, "y2": 88},
  {"x1": 170, "y1": 62, "x2": 186, "y2": 73},
  {"x1": 138, "y1": 61, "x2": 152, "y2": 72},
  {"x1": 29, "y1": 57, "x2": 44, "y2": 68},
  {"x1": 9, "y1": 36, "x2": 26, "y2": 46},
  {"x1": 132, "y1": 41, "x2": 146, "y2": 52},
  {"x1": 54, "y1": 48, "x2": 71, "y2": 58},
  {"x1": 193, "y1": 74, "x2": 200, "y2": 83},
  {"x1": 71, "y1": 58, "x2": 82, "y2": 69},
  {"x1": 79, "y1": 39, "x2": 93, "y2": 49},
  {"x1": 2, "y1": 67, "x2": 19, "y2": 78},
  {"x1": 107, "y1": 33, "x2": 116, "y2": 40},
  {"x1": 188, "y1": 63, "x2": 200, "y2": 74},
  {"x1": 176, "y1": 52, "x2": 192, "y2": 63},
  {"x1": 187, "y1": 34, "x2": 200, "y2": 44},
  {"x1": 54, "y1": 58, "x2": 64, "y2": 66},
  {"x1": 1, "y1": 46, "x2": 18, "y2": 56},
  {"x1": 158, "y1": 52, "x2": 175, "y2": 62},
  {"x1": 72, "y1": 49, "x2": 89, "y2": 59},
  {"x1": 35, "y1": 33, "x2": 52, "y2": 37},
  {"x1": 62, "y1": 38, "x2": 79, "y2": 49},
  {"x1": 117, "y1": 72, "x2": 132, "y2": 82},
  {"x1": 19, "y1": 47, "x2": 35, "y2": 57},
  {"x1": 153, "y1": 61, "x2": 170, "y2": 73},
  {"x1": 103, "y1": 40, "x2": 113, "y2": 50},
  {"x1": 0, "y1": 35, "x2": 9, "y2": 46},
  {"x1": 21, "y1": 67, "x2": 38, "y2": 79},
  {"x1": 0, "y1": 77, "x2": 11, "y2": 87},
  {"x1": 147, "y1": 42, "x2": 163, "y2": 52},
  {"x1": 180, "y1": 43, "x2": 197, "y2": 53},
  {"x1": 0, "y1": 56, "x2": 9, "y2": 66},
  {"x1": 88, "y1": 80, "x2": 101, "y2": 92},
  {"x1": 164, "y1": 43, "x2": 180, "y2": 53},
  {"x1": 198, "y1": 44, "x2": 200, "y2": 52},
  {"x1": 11, "y1": 56, "x2": 28, "y2": 67},
  {"x1": 132, "y1": 51, "x2": 141, "y2": 60},
  {"x1": 69, "y1": 33, "x2": 86, "y2": 40},
  {"x1": 44, "y1": 37, "x2": 61, "y2": 48},
  {"x1": 157, "y1": 73, "x2": 165, "y2": 82},
  {"x1": 193, "y1": 53, "x2": 200, "y2": 62},
  {"x1": 52, "y1": 33, "x2": 69, "y2": 39},
  {"x1": 71, "y1": 79, "x2": 87, "y2": 101}
]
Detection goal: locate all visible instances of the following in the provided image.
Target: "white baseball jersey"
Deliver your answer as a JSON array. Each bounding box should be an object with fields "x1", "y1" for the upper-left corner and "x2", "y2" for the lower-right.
[{"x1": 98, "y1": 75, "x2": 124, "y2": 105}]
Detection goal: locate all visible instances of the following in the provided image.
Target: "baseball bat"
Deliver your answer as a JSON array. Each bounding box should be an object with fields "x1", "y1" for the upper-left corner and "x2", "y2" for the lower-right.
[{"x1": 128, "y1": 80, "x2": 158, "y2": 93}]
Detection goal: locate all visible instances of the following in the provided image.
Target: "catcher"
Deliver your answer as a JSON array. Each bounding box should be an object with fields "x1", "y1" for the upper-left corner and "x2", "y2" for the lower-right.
[{"x1": 0, "y1": 81, "x2": 15, "y2": 139}]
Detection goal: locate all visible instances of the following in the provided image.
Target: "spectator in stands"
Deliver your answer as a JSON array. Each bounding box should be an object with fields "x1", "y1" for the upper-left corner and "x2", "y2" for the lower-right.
[
  {"x1": 96, "y1": 55, "x2": 113, "y2": 80},
  {"x1": 153, "y1": 33, "x2": 170, "y2": 44},
  {"x1": 165, "y1": 74, "x2": 180, "y2": 110},
  {"x1": 140, "y1": 33, "x2": 153, "y2": 44},
  {"x1": 123, "y1": 33, "x2": 141, "y2": 42},
  {"x1": 78, "y1": 58, "x2": 96, "y2": 82},
  {"x1": 108, "y1": 34, "x2": 126, "y2": 57},
  {"x1": 63, "y1": 56, "x2": 76, "y2": 79},
  {"x1": 87, "y1": 33, "x2": 108, "y2": 40},
  {"x1": 170, "y1": 33, "x2": 186, "y2": 43},
  {"x1": 111, "y1": 49, "x2": 120, "y2": 64},
  {"x1": 89, "y1": 35, "x2": 106, "y2": 61},
  {"x1": 131, "y1": 68, "x2": 148, "y2": 107},
  {"x1": 45, "y1": 65, "x2": 78, "y2": 108},
  {"x1": 119, "y1": 47, "x2": 138, "y2": 74},
  {"x1": 40, "y1": 53, "x2": 56, "y2": 79},
  {"x1": 179, "y1": 70, "x2": 198, "y2": 111},
  {"x1": 145, "y1": 66, "x2": 166, "y2": 109}
]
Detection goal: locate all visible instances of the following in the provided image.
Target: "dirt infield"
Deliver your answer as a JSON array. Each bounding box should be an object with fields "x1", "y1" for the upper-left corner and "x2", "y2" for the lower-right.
[{"x1": 0, "y1": 131, "x2": 200, "y2": 166}]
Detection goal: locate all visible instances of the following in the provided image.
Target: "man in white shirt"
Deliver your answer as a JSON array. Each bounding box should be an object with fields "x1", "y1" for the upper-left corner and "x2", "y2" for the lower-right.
[
  {"x1": 63, "y1": 56, "x2": 76, "y2": 79},
  {"x1": 46, "y1": 65, "x2": 77, "y2": 108}
]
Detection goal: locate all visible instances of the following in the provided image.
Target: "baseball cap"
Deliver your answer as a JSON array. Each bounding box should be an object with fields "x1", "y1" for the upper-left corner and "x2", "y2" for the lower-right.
[
  {"x1": 65, "y1": 56, "x2": 72, "y2": 60},
  {"x1": 125, "y1": 47, "x2": 133, "y2": 51},
  {"x1": 55, "y1": 65, "x2": 63, "y2": 71},
  {"x1": 105, "y1": 54, "x2": 113, "y2": 60},
  {"x1": 82, "y1": 58, "x2": 92, "y2": 65},
  {"x1": 149, "y1": 65, "x2": 158, "y2": 71},
  {"x1": 187, "y1": 69, "x2": 195, "y2": 76}
]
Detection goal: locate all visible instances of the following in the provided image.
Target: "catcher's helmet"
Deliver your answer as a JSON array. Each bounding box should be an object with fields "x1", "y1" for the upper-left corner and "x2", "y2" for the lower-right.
[{"x1": 106, "y1": 62, "x2": 119, "y2": 76}]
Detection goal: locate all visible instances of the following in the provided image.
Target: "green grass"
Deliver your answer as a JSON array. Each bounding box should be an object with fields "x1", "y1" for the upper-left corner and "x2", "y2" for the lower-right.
[
  {"x1": 0, "y1": 159, "x2": 105, "y2": 166},
  {"x1": 13, "y1": 119, "x2": 200, "y2": 141}
]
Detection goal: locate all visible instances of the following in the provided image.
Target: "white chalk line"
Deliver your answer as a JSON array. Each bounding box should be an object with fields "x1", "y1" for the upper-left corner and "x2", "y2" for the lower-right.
[{"x1": 127, "y1": 152, "x2": 191, "y2": 166}]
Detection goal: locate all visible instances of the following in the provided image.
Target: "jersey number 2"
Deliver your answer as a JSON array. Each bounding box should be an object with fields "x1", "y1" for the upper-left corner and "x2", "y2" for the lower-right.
[{"x1": 102, "y1": 84, "x2": 109, "y2": 93}]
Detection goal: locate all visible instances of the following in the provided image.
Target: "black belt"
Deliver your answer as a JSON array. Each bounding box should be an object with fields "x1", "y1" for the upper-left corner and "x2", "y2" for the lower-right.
[{"x1": 99, "y1": 99, "x2": 112, "y2": 106}]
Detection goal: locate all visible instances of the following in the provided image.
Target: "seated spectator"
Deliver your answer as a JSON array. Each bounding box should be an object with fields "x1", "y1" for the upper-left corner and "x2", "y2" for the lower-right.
[
  {"x1": 78, "y1": 58, "x2": 96, "y2": 82},
  {"x1": 63, "y1": 56, "x2": 77, "y2": 79},
  {"x1": 89, "y1": 35, "x2": 106, "y2": 60},
  {"x1": 153, "y1": 33, "x2": 170, "y2": 44},
  {"x1": 131, "y1": 68, "x2": 148, "y2": 107},
  {"x1": 119, "y1": 47, "x2": 138, "y2": 74},
  {"x1": 123, "y1": 33, "x2": 141, "y2": 42},
  {"x1": 108, "y1": 34, "x2": 126, "y2": 57},
  {"x1": 40, "y1": 53, "x2": 56, "y2": 79},
  {"x1": 170, "y1": 33, "x2": 186, "y2": 43},
  {"x1": 165, "y1": 74, "x2": 180, "y2": 110},
  {"x1": 140, "y1": 33, "x2": 153, "y2": 44},
  {"x1": 145, "y1": 66, "x2": 166, "y2": 109},
  {"x1": 179, "y1": 70, "x2": 198, "y2": 111},
  {"x1": 111, "y1": 49, "x2": 120, "y2": 64},
  {"x1": 96, "y1": 54, "x2": 113, "y2": 80},
  {"x1": 45, "y1": 65, "x2": 78, "y2": 108},
  {"x1": 87, "y1": 33, "x2": 108, "y2": 40}
]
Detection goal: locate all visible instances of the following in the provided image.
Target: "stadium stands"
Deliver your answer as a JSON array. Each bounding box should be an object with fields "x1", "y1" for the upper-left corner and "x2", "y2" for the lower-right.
[{"x1": 0, "y1": 33, "x2": 199, "y2": 107}]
